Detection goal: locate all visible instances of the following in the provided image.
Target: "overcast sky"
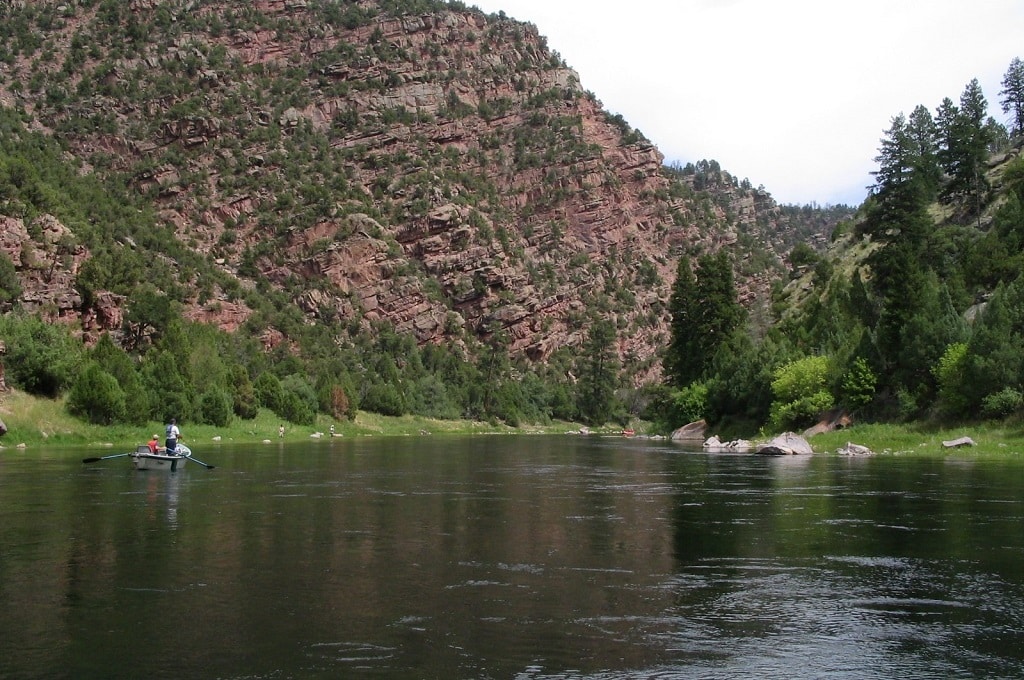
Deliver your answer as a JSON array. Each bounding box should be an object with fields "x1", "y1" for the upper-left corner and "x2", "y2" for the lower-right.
[{"x1": 466, "y1": 0, "x2": 1023, "y2": 206}]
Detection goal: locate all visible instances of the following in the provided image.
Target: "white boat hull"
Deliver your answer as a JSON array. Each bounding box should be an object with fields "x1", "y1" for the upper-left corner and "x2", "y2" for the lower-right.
[{"x1": 130, "y1": 444, "x2": 191, "y2": 471}]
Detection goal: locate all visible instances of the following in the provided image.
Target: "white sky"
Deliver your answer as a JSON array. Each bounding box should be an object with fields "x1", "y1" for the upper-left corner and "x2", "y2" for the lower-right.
[{"x1": 466, "y1": 0, "x2": 1024, "y2": 206}]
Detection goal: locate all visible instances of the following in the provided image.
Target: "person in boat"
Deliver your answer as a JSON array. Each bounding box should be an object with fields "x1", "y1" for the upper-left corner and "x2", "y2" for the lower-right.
[
  {"x1": 147, "y1": 434, "x2": 161, "y2": 454},
  {"x1": 165, "y1": 418, "x2": 181, "y2": 453}
]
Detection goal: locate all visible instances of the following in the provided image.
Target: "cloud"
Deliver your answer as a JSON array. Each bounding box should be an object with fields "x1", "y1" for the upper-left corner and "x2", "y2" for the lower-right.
[{"x1": 468, "y1": 0, "x2": 1024, "y2": 205}]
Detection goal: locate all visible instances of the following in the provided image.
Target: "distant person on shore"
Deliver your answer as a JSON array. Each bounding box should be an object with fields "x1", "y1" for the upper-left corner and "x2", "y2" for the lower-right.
[
  {"x1": 166, "y1": 418, "x2": 181, "y2": 453},
  {"x1": 278, "y1": 424, "x2": 285, "y2": 438}
]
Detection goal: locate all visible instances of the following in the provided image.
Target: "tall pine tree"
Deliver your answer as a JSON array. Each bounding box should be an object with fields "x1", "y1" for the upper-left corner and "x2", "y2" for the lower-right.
[
  {"x1": 1000, "y1": 56, "x2": 1024, "y2": 137},
  {"x1": 664, "y1": 252, "x2": 744, "y2": 388},
  {"x1": 939, "y1": 79, "x2": 993, "y2": 214}
]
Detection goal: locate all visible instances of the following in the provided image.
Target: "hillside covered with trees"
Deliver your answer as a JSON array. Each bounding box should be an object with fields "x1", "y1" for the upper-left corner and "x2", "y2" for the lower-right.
[{"x1": 655, "y1": 59, "x2": 1024, "y2": 435}]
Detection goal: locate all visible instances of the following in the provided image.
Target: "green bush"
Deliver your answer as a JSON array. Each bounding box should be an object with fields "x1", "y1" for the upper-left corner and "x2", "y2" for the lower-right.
[
  {"x1": 933, "y1": 342, "x2": 970, "y2": 418},
  {"x1": 198, "y1": 387, "x2": 234, "y2": 427},
  {"x1": 840, "y1": 357, "x2": 877, "y2": 411},
  {"x1": 981, "y1": 388, "x2": 1024, "y2": 419},
  {"x1": 0, "y1": 313, "x2": 82, "y2": 397},
  {"x1": 67, "y1": 362, "x2": 126, "y2": 425},
  {"x1": 768, "y1": 355, "x2": 834, "y2": 431}
]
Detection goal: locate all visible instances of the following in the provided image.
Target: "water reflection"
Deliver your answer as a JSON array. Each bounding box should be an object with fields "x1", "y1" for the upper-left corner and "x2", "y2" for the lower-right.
[
  {"x1": 1, "y1": 439, "x2": 1023, "y2": 679},
  {"x1": 140, "y1": 470, "x2": 182, "y2": 527}
]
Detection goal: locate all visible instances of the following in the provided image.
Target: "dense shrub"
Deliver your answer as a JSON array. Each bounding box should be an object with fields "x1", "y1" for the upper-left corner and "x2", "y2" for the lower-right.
[{"x1": 67, "y1": 362, "x2": 126, "y2": 425}]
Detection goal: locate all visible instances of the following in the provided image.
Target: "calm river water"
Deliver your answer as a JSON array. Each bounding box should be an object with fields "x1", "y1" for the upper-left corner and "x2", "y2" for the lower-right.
[{"x1": 1, "y1": 435, "x2": 1023, "y2": 679}]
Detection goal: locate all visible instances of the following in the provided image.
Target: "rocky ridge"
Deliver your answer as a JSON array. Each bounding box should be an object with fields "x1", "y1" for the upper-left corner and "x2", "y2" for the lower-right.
[{"x1": 0, "y1": 0, "x2": 836, "y2": 381}]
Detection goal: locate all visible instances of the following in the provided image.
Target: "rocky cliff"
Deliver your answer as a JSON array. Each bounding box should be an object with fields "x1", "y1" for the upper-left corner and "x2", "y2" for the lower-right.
[{"x1": 0, "y1": 0, "x2": 839, "y2": 382}]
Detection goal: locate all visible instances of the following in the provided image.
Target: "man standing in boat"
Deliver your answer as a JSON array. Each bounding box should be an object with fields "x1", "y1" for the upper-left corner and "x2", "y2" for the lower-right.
[{"x1": 165, "y1": 418, "x2": 181, "y2": 453}]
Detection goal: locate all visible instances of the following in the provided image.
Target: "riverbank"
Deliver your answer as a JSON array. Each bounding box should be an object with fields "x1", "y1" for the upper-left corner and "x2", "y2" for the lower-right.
[
  {"x1": 4, "y1": 389, "x2": 1023, "y2": 456},
  {"x1": 0, "y1": 389, "x2": 604, "y2": 450},
  {"x1": 808, "y1": 421, "x2": 1024, "y2": 457}
]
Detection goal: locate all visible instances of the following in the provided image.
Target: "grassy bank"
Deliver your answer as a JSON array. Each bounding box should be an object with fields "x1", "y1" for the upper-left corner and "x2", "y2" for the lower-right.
[
  {"x1": 808, "y1": 422, "x2": 1024, "y2": 457},
  {"x1": 0, "y1": 390, "x2": 600, "y2": 450},
  {"x1": 5, "y1": 389, "x2": 1024, "y2": 456}
]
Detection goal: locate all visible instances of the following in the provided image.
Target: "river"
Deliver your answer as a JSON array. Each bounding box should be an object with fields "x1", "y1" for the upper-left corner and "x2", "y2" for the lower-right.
[{"x1": 1, "y1": 435, "x2": 1023, "y2": 678}]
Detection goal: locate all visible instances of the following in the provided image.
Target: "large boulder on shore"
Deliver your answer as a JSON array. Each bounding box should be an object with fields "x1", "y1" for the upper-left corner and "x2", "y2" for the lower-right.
[
  {"x1": 672, "y1": 420, "x2": 706, "y2": 441},
  {"x1": 757, "y1": 432, "x2": 814, "y2": 455}
]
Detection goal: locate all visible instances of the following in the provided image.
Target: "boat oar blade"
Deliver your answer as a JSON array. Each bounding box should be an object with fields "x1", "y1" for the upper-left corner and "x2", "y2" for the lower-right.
[
  {"x1": 183, "y1": 451, "x2": 215, "y2": 469},
  {"x1": 82, "y1": 452, "x2": 132, "y2": 464}
]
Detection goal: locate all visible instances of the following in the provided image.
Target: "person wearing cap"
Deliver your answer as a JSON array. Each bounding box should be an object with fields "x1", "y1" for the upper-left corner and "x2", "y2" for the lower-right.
[
  {"x1": 165, "y1": 418, "x2": 181, "y2": 453},
  {"x1": 147, "y1": 434, "x2": 160, "y2": 454}
]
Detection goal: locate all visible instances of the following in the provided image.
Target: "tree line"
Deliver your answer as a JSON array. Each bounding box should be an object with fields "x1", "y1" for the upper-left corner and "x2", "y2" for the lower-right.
[{"x1": 0, "y1": 307, "x2": 631, "y2": 429}]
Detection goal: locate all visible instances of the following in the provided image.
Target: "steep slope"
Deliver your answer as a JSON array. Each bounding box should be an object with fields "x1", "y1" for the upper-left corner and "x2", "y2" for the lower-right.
[{"x1": 0, "y1": 0, "x2": 835, "y2": 382}]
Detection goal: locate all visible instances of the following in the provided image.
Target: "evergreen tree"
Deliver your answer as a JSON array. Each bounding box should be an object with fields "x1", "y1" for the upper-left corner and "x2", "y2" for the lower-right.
[
  {"x1": 906, "y1": 104, "x2": 941, "y2": 199},
  {"x1": 939, "y1": 79, "x2": 993, "y2": 213},
  {"x1": 67, "y1": 362, "x2": 126, "y2": 425},
  {"x1": 1000, "y1": 56, "x2": 1024, "y2": 137},
  {"x1": 91, "y1": 332, "x2": 149, "y2": 424},
  {"x1": 663, "y1": 252, "x2": 744, "y2": 388},
  {"x1": 893, "y1": 273, "x2": 969, "y2": 401},
  {"x1": 229, "y1": 364, "x2": 258, "y2": 419},
  {"x1": 664, "y1": 257, "x2": 699, "y2": 387},
  {"x1": 962, "y1": 279, "x2": 1024, "y2": 410},
  {"x1": 576, "y1": 318, "x2": 619, "y2": 425},
  {"x1": 870, "y1": 113, "x2": 914, "y2": 194},
  {"x1": 253, "y1": 371, "x2": 284, "y2": 413}
]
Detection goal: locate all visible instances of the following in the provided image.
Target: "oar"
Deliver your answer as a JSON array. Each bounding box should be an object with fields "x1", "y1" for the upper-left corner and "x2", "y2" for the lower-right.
[
  {"x1": 185, "y1": 452, "x2": 216, "y2": 470},
  {"x1": 82, "y1": 452, "x2": 132, "y2": 464}
]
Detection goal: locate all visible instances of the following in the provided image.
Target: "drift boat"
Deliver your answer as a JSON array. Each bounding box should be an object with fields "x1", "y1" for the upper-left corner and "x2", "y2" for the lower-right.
[{"x1": 131, "y1": 443, "x2": 193, "y2": 471}]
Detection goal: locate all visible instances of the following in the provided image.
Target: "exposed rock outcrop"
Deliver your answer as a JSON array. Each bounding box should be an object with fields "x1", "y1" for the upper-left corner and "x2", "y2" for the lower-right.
[{"x1": 0, "y1": 1, "x2": 845, "y2": 378}]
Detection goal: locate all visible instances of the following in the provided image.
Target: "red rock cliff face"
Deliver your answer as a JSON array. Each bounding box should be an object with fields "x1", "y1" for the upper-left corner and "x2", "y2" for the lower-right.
[{"x1": 0, "y1": 1, "x2": 799, "y2": 382}]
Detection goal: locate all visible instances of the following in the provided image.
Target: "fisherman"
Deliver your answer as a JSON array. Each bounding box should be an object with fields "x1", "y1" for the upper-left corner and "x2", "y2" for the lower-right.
[
  {"x1": 165, "y1": 418, "x2": 181, "y2": 453},
  {"x1": 147, "y1": 434, "x2": 160, "y2": 454}
]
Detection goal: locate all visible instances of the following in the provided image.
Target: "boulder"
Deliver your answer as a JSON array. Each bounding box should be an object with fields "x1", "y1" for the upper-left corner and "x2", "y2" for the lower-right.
[
  {"x1": 837, "y1": 442, "x2": 873, "y2": 456},
  {"x1": 757, "y1": 432, "x2": 814, "y2": 455},
  {"x1": 672, "y1": 419, "x2": 706, "y2": 441}
]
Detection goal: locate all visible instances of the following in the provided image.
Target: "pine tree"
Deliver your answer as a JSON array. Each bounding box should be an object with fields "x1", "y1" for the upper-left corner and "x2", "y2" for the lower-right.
[
  {"x1": 577, "y1": 318, "x2": 619, "y2": 425},
  {"x1": 663, "y1": 252, "x2": 744, "y2": 388},
  {"x1": 939, "y1": 79, "x2": 993, "y2": 213},
  {"x1": 1000, "y1": 56, "x2": 1024, "y2": 137},
  {"x1": 870, "y1": 113, "x2": 914, "y2": 194},
  {"x1": 664, "y1": 258, "x2": 700, "y2": 387},
  {"x1": 907, "y1": 104, "x2": 941, "y2": 199}
]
